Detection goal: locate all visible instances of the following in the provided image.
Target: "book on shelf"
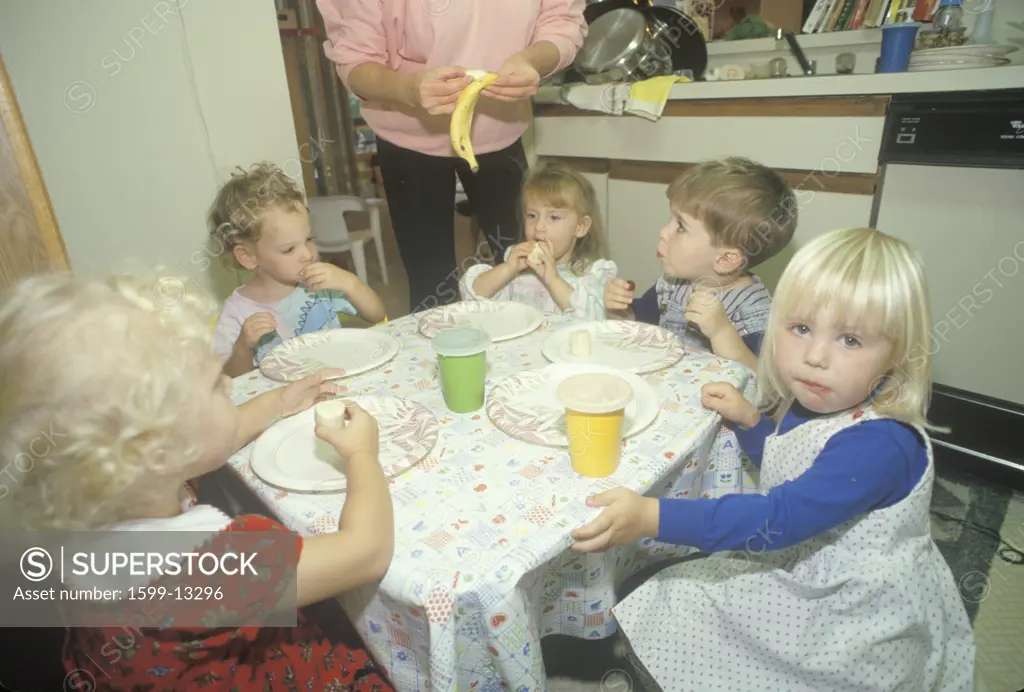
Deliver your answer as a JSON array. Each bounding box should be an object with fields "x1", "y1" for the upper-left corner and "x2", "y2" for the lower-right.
[
  {"x1": 802, "y1": 0, "x2": 833, "y2": 33},
  {"x1": 823, "y1": 0, "x2": 847, "y2": 32},
  {"x1": 802, "y1": 0, "x2": 937, "y2": 33},
  {"x1": 849, "y1": 0, "x2": 871, "y2": 29}
]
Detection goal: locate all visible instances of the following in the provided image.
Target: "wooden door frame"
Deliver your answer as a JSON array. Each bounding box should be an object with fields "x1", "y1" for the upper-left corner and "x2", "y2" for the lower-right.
[{"x1": 0, "y1": 52, "x2": 70, "y2": 273}]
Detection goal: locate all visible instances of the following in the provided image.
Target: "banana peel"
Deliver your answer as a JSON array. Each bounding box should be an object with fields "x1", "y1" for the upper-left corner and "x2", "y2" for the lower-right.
[{"x1": 450, "y1": 69, "x2": 499, "y2": 173}]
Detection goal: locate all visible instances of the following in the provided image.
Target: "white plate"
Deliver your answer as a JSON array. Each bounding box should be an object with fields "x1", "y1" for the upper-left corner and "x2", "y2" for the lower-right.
[
  {"x1": 486, "y1": 363, "x2": 659, "y2": 447},
  {"x1": 249, "y1": 395, "x2": 438, "y2": 493},
  {"x1": 909, "y1": 53, "x2": 1005, "y2": 65},
  {"x1": 908, "y1": 59, "x2": 1009, "y2": 71},
  {"x1": 259, "y1": 328, "x2": 400, "y2": 382},
  {"x1": 908, "y1": 52, "x2": 1008, "y2": 65},
  {"x1": 417, "y1": 300, "x2": 544, "y2": 342},
  {"x1": 542, "y1": 321, "x2": 685, "y2": 374},
  {"x1": 912, "y1": 44, "x2": 1018, "y2": 59}
]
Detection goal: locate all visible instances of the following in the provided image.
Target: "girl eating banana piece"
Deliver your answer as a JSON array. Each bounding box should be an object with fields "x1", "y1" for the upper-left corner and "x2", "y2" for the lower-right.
[{"x1": 460, "y1": 162, "x2": 617, "y2": 320}]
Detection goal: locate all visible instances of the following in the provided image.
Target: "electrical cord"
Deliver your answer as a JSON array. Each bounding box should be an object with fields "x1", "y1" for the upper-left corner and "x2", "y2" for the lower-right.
[
  {"x1": 175, "y1": 5, "x2": 249, "y2": 287},
  {"x1": 930, "y1": 509, "x2": 1024, "y2": 566},
  {"x1": 176, "y1": 5, "x2": 219, "y2": 178}
]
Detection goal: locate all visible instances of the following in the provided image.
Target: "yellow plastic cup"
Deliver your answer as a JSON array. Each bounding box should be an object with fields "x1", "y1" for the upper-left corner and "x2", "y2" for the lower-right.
[{"x1": 556, "y1": 372, "x2": 634, "y2": 478}]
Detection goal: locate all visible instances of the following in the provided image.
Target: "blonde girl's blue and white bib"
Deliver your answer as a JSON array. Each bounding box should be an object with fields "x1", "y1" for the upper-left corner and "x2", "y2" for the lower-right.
[{"x1": 613, "y1": 406, "x2": 975, "y2": 691}]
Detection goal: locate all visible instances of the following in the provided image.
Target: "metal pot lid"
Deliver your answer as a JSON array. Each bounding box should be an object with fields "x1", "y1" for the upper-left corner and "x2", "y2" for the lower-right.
[
  {"x1": 575, "y1": 8, "x2": 648, "y2": 74},
  {"x1": 583, "y1": 0, "x2": 652, "y2": 25},
  {"x1": 645, "y1": 6, "x2": 708, "y2": 78}
]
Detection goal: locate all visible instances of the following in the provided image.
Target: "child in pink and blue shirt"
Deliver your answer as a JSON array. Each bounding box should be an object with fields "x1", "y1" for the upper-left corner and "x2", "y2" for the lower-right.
[{"x1": 209, "y1": 163, "x2": 386, "y2": 377}]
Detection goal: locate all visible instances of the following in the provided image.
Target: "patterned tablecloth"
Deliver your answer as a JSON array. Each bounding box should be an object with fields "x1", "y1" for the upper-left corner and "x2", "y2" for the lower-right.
[{"x1": 227, "y1": 311, "x2": 750, "y2": 692}]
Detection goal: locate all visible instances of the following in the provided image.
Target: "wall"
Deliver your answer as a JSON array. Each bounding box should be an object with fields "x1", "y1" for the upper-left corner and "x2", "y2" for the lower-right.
[{"x1": 0, "y1": 0, "x2": 301, "y2": 300}]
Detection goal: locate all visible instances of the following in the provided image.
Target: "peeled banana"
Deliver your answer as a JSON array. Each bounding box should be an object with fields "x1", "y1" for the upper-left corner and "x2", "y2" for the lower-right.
[{"x1": 450, "y1": 69, "x2": 499, "y2": 173}]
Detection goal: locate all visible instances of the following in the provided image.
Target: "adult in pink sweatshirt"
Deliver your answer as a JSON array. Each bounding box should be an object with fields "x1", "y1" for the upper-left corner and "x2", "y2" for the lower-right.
[{"x1": 317, "y1": 0, "x2": 587, "y2": 311}]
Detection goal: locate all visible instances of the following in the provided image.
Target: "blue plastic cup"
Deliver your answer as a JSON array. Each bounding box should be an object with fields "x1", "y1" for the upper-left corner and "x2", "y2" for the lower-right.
[{"x1": 878, "y1": 22, "x2": 921, "y2": 73}]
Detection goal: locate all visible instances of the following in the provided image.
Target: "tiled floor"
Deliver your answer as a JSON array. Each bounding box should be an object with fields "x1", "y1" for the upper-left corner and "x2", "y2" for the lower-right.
[{"x1": 972, "y1": 489, "x2": 1024, "y2": 692}]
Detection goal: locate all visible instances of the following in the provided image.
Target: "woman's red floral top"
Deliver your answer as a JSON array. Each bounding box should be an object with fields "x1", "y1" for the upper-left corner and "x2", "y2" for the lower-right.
[{"x1": 62, "y1": 514, "x2": 393, "y2": 691}]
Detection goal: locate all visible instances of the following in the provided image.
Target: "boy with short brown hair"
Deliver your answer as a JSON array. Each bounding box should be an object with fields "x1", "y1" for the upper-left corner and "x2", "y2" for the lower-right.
[{"x1": 606, "y1": 157, "x2": 797, "y2": 370}]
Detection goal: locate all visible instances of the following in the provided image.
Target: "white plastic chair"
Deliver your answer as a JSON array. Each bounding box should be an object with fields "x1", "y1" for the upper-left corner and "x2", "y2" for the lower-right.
[
  {"x1": 307, "y1": 195, "x2": 389, "y2": 285},
  {"x1": 454, "y1": 178, "x2": 482, "y2": 249}
]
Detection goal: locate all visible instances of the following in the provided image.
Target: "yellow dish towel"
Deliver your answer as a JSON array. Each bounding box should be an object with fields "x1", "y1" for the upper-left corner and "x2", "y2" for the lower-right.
[{"x1": 627, "y1": 75, "x2": 691, "y2": 121}]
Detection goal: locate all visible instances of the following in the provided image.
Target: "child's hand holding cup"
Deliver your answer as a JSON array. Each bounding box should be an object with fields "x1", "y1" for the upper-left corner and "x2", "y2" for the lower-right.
[
  {"x1": 314, "y1": 400, "x2": 380, "y2": 461},
  {"x1": 315, "y1": 399, "x2": 348, "y2": 428}
]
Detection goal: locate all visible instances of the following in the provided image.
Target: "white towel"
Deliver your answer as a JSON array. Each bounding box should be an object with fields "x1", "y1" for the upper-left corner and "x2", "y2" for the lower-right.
[
  {"x1": 560, "y1": 78, "x2": 688, "y2": 121},
  {"x1": 562, "y1": 83, "x2": 632, "y2": 115}
]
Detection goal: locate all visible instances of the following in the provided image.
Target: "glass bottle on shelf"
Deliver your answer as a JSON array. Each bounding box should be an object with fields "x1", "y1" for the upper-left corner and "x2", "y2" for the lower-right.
[
  {"x1": 933, "y1": 0, "x2": 964, "y2": 32},
  {"x1": 971, "y1": 0, "x2": 997, "y2": 45}
]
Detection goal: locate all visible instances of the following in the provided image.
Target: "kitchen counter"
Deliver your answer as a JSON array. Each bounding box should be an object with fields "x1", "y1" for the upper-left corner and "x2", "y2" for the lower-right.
[{"x1": 535, "y1": 64, "x2": 1024, "y2": 106}]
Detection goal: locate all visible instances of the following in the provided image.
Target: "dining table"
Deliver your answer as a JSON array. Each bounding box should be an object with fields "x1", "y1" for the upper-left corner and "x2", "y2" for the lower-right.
[{"x1": 227, "y1": 308, "x2": 752, "y2": 692}]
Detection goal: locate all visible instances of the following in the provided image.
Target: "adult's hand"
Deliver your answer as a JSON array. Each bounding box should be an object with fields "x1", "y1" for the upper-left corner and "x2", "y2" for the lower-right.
[
  {"x1": 484, "y1": 54, "x2": 541, "y2": 101},
  {"x1": 407, "y1": 66, "x2": 471, "y2": 114}
]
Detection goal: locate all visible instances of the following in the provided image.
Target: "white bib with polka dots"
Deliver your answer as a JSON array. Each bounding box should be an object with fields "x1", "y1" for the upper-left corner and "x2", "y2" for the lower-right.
[{"x1": 613, "y1": 406, "x2": 976, "y2": 691}]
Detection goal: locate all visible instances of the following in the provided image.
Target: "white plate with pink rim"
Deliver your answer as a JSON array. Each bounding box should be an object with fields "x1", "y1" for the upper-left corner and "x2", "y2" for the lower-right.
[
  {"x1": 541, "y1": 321, "x2": 685, "y2": 374},
  {"x1": 258, "y1": 328, "x2": 400, "y2": 382},
  {"x1": 417, "y1": 300, "x2": 544, "y2": 342},
  {"x1": 249, "y1": 395, "x2": 439, "y2": 494},
  {"x1": 486, "y1": 363, "x2": 659, "y2": 447}
]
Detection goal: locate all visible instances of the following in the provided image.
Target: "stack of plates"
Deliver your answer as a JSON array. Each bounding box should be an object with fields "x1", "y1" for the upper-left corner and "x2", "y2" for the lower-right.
[{"x1": 908, "y1": 44, "x2": 1017, "y2": 72}]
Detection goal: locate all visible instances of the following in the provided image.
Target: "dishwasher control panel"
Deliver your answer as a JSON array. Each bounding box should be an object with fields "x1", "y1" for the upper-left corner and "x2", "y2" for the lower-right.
[{"x1": 879, "y1": 89, "x2": 1024, "y2": 168}]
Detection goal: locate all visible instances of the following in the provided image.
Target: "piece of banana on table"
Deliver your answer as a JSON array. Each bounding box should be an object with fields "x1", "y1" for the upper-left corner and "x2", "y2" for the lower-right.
[
  {"x1": 570, "y1": 329, "x2": 592, "y2": 357},
  {"x1": 451, "y1": 69, "x2": 499, "y2": 173}
]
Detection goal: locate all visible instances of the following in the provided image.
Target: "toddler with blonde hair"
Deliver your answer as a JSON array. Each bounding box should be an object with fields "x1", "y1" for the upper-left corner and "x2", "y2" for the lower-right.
[
  {"x1": 574, "y1": 228, "x2": 975, "y2": 690},
  {"x1": 210, "y1": 162, "x2": 386, "y2": 377},
  {"x1": 461, "y1": 161, "x2": 617, "y2": 319},
  {"x1": 0, "y1": 270, "x2": 395, "y2": 690}
]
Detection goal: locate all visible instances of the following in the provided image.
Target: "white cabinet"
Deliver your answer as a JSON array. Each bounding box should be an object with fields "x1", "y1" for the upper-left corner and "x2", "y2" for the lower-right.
[
  {"x1": 534, "y1": 113, "x2": 885, "y2": 175},
  {"x1": 580, "y1": 172, "x2": 609, "y2": 241},
  {"x1": 605, "y1": 180, "x2": 668, "y2": 292},
  {"x1": 755, "y1": 189, "x2": 874, "y2": 291}
]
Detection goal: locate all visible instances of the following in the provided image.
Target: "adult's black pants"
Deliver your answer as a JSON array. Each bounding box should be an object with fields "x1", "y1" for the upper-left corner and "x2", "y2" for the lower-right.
[{"x1": 375, "y1": 136, "x2": 527, "y2": 312}]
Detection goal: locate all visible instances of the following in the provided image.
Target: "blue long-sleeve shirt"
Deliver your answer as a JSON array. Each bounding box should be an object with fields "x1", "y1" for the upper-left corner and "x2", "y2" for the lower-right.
[{"x1": 657, "y1": 404, "x2": 928, "y2": 552}]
